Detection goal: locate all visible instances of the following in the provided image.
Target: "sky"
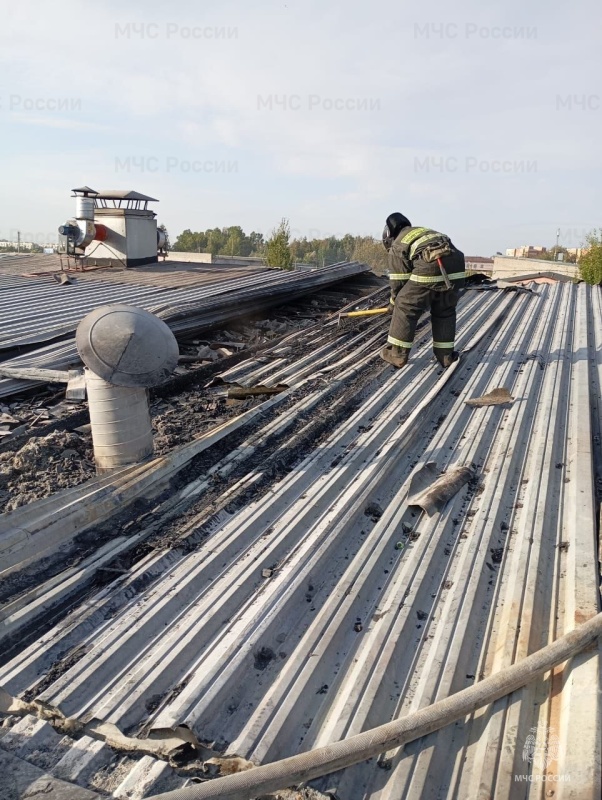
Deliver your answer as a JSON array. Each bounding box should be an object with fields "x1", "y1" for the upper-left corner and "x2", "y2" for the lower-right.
[{"x1": 1, "y1": 0, "x2": 601, "y2": 255}]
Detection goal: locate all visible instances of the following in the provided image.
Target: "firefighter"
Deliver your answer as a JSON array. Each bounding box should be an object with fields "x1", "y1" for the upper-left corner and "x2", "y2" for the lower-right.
[{"x1": 380, "y1": 212, "x2": 466, "y2": 369}]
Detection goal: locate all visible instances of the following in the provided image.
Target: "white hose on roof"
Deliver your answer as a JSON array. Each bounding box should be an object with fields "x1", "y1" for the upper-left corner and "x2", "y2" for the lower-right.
[{"x1": 146, "y1": 611, "x2": 602, "y2": 800}]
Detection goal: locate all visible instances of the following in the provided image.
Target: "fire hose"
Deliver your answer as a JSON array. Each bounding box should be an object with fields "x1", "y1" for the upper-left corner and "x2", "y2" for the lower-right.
[{"x1": 146, "y1": 611, "x2": 602, "y2": 800}]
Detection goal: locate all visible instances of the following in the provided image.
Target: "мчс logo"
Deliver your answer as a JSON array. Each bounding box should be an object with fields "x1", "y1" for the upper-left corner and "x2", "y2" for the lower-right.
[{"x1": 522, "y1": 726, "x2": 561, "y2": 770}]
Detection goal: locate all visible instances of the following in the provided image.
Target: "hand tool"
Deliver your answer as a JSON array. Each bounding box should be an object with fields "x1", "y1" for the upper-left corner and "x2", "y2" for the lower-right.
[{"x1": 336, "y1": 307, "x2": 390, "y2": 330}]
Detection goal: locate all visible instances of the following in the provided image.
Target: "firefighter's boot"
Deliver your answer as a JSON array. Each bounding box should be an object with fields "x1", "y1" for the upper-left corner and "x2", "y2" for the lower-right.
[
  {"x1": 435, "y1": 350, "x2": 459, "y2": 368},
  {"x1": 380, "y1": 345, "x2": 409, "y2": 368}
]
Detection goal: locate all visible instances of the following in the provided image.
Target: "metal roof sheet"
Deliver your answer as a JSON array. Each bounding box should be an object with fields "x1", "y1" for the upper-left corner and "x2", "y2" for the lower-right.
[
  {"x1": 95, "y1": 190, "x2": 159, "y2": 202},
  {"x1": 0, "y1": 262, "x2": 369, "y2": 351},
  {"x1": 0, "y1": 283, "x2": 600, "y2": 798}
]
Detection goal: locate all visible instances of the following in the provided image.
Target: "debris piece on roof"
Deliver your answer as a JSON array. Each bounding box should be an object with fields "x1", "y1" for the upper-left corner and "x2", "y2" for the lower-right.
[
  {"x1": 408, "y1": 462, "x2": 475, "y2": 515},
  {"x1": 465, "y1": 387, "x2": 514, "y2": 407},
  {"x1": 205, "y1": 385, "x2": 229, "y2": 398},
  {"x1": 0, "y1": 423, "x2": 27, "y2": 439},
  {"x1": 464, "y1": 273, "x2": 493, "y2": 286},
  {"x1": 0, "y1": 687, "x2": 22, "y2": 715},
  {"x1": 53, "y1": 272, "x2": 75, "y2": 286},
  {"x1": 177, "y1": 355, "x2": 204, "y2": 364},
  {"x1": 203, "y1": 756, "x2": 255, "y2": 777},
  {"x1": 227, "y1": 384, "x2": 288, "y2": 399},
  {"x1": 0, "y1": 430, "x2": 94, "y2": 512},
  {"x1": 65, "y1": 370, "x2": 87, "y2": 401},
  {"x1": 211, "y1": 340, "x2": 246, "y2": 351},
  {"x1": 0, "y1": 366, "x2": 70, "y2": 383},
  {"x1": 30, "y1": 409, "x2": 51, "y2": 422},
  {"x1": 85, "y1": 720, "x2": 188, "y2": 760},
  {"x1": 197, "y1": 345, "x2": 220, "y2": 362},
  {"x1": 496, "y1": 280, "x2": 534, "y2": 293},
  {"x1": 364, "y1": 502, "x2": 383, "y2": 520},
  {"x1": 48, "y1": 403, "x2": 71, "y2": 418},
  {"x1": 496, "y1": 271, "x2": 578, "y2": 285}
]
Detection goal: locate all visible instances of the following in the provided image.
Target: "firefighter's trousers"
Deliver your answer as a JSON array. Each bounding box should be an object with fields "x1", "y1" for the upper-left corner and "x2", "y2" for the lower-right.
[{"x1": 388, "y1": 282, "x2": 461, "y2": 362}]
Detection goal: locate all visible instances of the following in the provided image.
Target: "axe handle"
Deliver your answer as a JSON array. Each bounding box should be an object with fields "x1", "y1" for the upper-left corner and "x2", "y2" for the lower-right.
[
  {"x1": 437, "y1": 258, "x2": 453, "y2": 290},
  {"x1": 340, "y1": 308, "x2": 390, "y2": 318}
]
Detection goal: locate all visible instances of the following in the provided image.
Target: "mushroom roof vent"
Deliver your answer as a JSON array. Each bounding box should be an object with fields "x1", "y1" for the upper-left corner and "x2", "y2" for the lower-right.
[{"x1": 76, "y1": 304, "x2": 179, "y2": 387}]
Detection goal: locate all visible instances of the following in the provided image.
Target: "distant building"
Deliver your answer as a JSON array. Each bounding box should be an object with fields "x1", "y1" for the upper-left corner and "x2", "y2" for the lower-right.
[
  {"x1": 493, "y1": 255, "x2": 579, "y2": 280},
  {"x1": 505, "y1": 246, "x2": 547, "y2": 258},
  {"x1": 0, "y1": 240, "x2": 34, "y2": 250},
  {"x1": 567, "y1": 247, "x2": 588, "y2": 260},
  {"x1": 466, "y1": 256, "x2": 494, "y2": 273}
]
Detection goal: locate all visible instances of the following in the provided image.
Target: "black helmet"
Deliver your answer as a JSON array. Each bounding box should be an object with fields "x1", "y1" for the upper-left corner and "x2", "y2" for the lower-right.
[{"x1": 382, "y1": 212, "x2": 411, "y2": 250}]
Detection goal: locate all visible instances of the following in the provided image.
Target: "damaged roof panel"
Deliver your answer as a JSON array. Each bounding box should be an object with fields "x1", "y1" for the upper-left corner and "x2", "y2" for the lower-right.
[
  {"x1": 0, "y1": 283, "x2": 600, "y2": 798},
  {"x1": 0, "y1": 261, "x2": 370, "y2": 398},
  {"x1": 0, "y1": 262, "x2": 370, "y2": 351}
]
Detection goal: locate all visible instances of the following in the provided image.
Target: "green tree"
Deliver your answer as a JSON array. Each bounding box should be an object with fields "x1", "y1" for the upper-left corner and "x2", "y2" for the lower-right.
[
  {"x1": 224, "y1": 226, "x2": 245, "y2": 256},
  {"x1": 172, "y1": 229, "x2": 205, "y2": 252},
  {"x1": 352, "y1": 236, "x2": 388, "y2": 274},
  {"x1": 172, "y1": 228, "x2": 190, "y2": 251},
  {"x1": 266, "y1": 218, "x2": 293, "y2": 270},
  {"x1": 173, "y1": 226, "x2": 263, "y2": 256},
  {"x1": 206, "y1": 228, "x2": 225, "y2": 256},
  {"x1": 248, "y1": 231, "x2": 265, "y2": 256},
  {"x1": 579, "y1": 230, "x2": 602, "y2": 284},
  {"x1": 340, "y1": 233, "x2": 357, "y2": 261},
  {"x1": 171, "y1": 226, "x2": 394, "y2": 271},
  {"x1": 290, "y1": 237, "x2": 310, "y2": 263}
]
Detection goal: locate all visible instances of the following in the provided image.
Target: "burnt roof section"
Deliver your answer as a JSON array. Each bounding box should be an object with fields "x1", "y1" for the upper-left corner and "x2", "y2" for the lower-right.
[{"x1": 0, "y1": 282, "x2": 600, "y2": 797}]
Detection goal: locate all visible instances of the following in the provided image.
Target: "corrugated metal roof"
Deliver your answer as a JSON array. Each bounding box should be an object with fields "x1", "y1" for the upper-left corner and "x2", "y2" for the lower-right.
[
  {"x1": 0, "y1": 254, "x2": 270, "y2": 288},
  {"x1": 0, "y1": 274, "x2": 50, "y2": 289},
  {"x1": 0, "y1": 339, "x2": 81, "y2": 398},
  {"x1": 0, "y1": 263, "x2": 368, "y2": 351},
  {"x1": 0, "y1": 262, "x2": 370, "y2": 399},
  {"x1": 72, "y1": 262, "x2": 272, "y2": 289},
  {"x1": 0, "y1": 253, "x2": 63, "y2": 274},
  {"x1": 0, "y1": 283, "x2": 600, "y2": 798},
  {"x1": 0, "y1": 276, "x2": 174, "y2": 348}
]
